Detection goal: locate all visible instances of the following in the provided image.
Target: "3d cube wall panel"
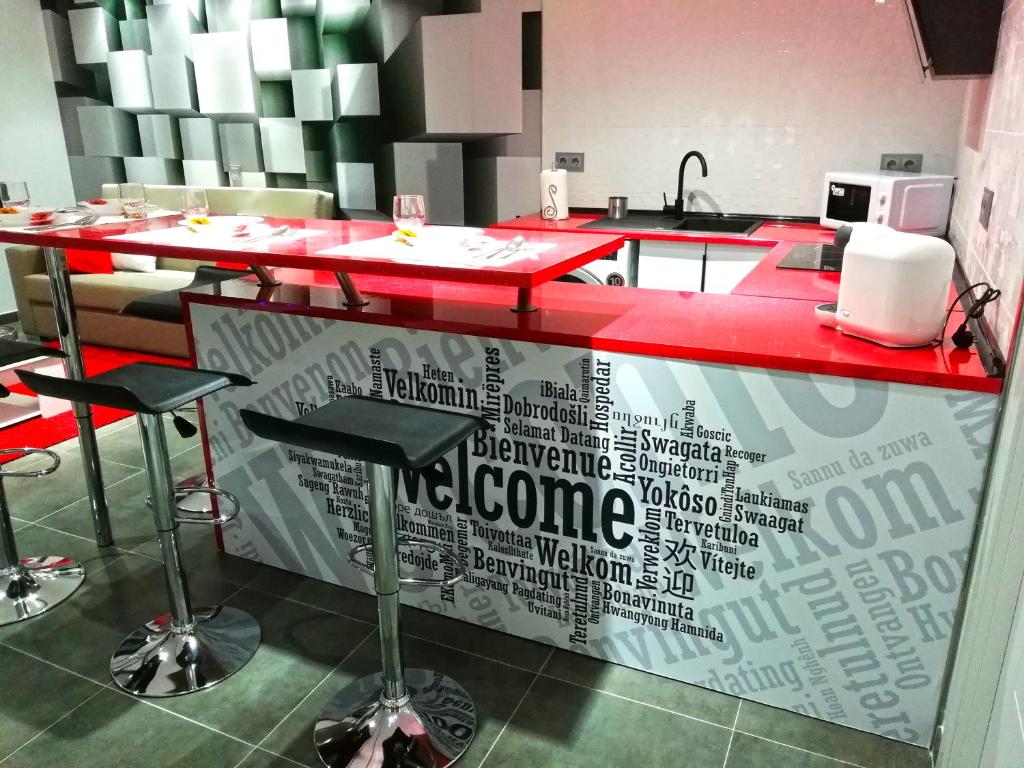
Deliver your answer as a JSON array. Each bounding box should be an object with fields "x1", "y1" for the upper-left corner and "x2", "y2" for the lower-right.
[
  {"x1": 44, "y1": 0, "x2": 540, "y2": 221},
  {"x1": 192, "y1": 32, "x2": 261, "y2": 118},
  {"x1": 292, "y1": 69, "x2": 333, "y2": 121},
  {"x1": 366, "y1": 0, "x2": 441, "y2": 62},
  {"x1": 317, "y1": 0, "x2": 369, "y2": 36},
  {"x1": 147, "y1": 3, "x2": 203, "y2": 59},
  {"x1": 332, "y1": 64, "x2": 379, "y2": 118},
  {"x1": 119, "y1": 18, "x2": 152, "y2": 53},
  {"x1": 305, "y1": 150, "x2": 331, "y2": 182},
  {"x1": 59, "y1": 96, "x2": 106, "y2": 156},
  {"x1": 334, "y1": 162, "x2": 375, "y2": 209},
  {"x1": 207, "y1": 0, "x2": 283, "y2": 33},
  {"x1": 474, "y1": 90, "x2": 540, "y2": 158},
  {"x1": 68, "y1": 6, "x2": 121, "y2": 66},
  {"x1": 464, "y1": 155, "x2": 540, "y2": 226},
  {"x1": 108, "y1": 51, "x2": 155, "y2": 114},
  {"x1": 420, "y1": 6, "x2": 522, "y2": 139},
  {"x1": 219, "y1": 122, "x2": 264, "y2": 171},
  {"x1": 149, "y1": 55, "x2": 199, "y2": 115},
  {"x1": 282, "y1": 0, "x2": 317, "y2": 17},
  {"x1": 181, "y1": 118, "x2": 223, "y2": 162},
  {"x1": 68, "y1": 155, "x2": 126, "y2": 203},
  {"x1": 250, "y1": 17, "x2": 318, "y2": 80},
  {"x1": 125, "y1": 157, "x2": 186, "y2": 185},
  {"x1": 43, "y1": 10, "x2": 93, "y2": 90},
  {"x1": 138, "y1": 114, "x2": 183, "y2": 159},
  {"x1": 79, "y1": 106, "x2": 141, "y2": 157},
  {"x1": 184, "y1": 159, "x2": 228, "y2": 187},
  {"x1": 260, "y1": 118, "x2": 306, "y2": 173},
  {"x1": 378, "y1": 143, "x2": 463, "y2": 225}
]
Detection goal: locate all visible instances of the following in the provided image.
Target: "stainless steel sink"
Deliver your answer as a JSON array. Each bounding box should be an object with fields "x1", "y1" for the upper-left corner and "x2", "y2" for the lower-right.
[{"x1": 579, "y1": 212, "x2": 762, "y2": 236}]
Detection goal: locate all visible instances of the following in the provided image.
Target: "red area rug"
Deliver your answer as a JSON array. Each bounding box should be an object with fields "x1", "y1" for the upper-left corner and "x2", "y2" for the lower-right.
[{"x1": 1, "y1": 344, "x2": 187, "y2": 463}]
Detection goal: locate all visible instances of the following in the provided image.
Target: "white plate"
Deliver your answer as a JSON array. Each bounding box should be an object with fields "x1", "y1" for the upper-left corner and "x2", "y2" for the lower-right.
[
  {"x1": 177, "y1": 215, "x2": 264, "y2": 228},
  {"x1": 79, "y1": 198, "x2": 123, "y2": 216},
  {"x1": 0, "y1": 206, "x2": 57, "y2": 227}
]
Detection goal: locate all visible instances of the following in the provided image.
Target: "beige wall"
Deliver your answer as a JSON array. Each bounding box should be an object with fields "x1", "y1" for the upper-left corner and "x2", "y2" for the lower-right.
[
  {"x1": 542, "y1": 0, "x2": 967, "y2": 216},
  {"x1": 949, "y1": 0, "x2": 1024, "y2": 357}
]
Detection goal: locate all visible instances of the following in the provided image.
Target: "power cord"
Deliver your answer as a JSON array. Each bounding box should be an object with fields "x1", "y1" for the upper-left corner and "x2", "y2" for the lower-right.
[{"x1": 937, "y1": 282, "x2": 1001, "y2": 349}]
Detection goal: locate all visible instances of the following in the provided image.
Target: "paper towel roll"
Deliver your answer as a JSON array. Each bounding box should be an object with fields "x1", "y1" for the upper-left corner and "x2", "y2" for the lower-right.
[{"x1": 540, "y1": 168, "x2": 569, "y2": 221}]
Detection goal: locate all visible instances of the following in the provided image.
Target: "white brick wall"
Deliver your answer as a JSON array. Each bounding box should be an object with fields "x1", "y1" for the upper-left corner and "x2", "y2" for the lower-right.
[
  {"x1": 949, "y1": 0, "x2": 1024, "y2": 357},
  {"x1": 542, "y1": 0, "x2": 966, "y2": 217}
]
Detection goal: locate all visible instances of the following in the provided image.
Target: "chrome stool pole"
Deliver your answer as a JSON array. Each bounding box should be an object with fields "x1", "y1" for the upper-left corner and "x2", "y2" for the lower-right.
[
  {"x1": 313, "y1": 462, "x2": 476, "y2": 768},
  {"x1": 0, "y1": 448, "x2": 85, "y2": 626},
  {"x1": 109, "y1": 413, "x2": 260, "y2": 697}
]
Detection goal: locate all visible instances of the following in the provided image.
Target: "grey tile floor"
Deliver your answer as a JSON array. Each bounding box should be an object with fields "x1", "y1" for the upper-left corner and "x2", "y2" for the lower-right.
[{"x1": 0, "y1": 416, "x2": 935, "y2": 768}]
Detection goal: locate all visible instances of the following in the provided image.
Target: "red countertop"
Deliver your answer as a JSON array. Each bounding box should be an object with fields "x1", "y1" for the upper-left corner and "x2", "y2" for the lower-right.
[
  {"x1": 0, "y1": 216, "x2": 623, "y2": 289},
  {"x1": 183, "y1": 269, "x2": 997, "y2": 394}
]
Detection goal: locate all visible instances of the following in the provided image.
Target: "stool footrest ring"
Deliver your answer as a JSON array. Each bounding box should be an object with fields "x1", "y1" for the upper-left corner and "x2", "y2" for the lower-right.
[
  {"x1": 348, "y1": 535, "x2": 469, "y2": 587},
  {"x1": 172, "y1": 487, "x2": 240, "y2": 525},
  {"x1": 0, "y1": 447, "x2": 60, "y2": 478}
]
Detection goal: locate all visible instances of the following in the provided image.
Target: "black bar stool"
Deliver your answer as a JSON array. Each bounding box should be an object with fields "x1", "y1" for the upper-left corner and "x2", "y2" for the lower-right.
[
  {"x1": 241, "y1": 396, "x2": 487, "y2": 768},
  {"x1": 17, "y1": 362, "x2": 261, "y2": 697},
  {"x1": 0, "y1": 341, "x2": 85, "y2": 625},
  {"x1": 120, "y1": 265, "x2": 252, "y2": 324}
]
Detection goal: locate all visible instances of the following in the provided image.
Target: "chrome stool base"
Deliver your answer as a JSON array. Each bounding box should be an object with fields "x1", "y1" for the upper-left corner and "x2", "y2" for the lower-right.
[
  {"x1": 0, "y1": 556, "x2": 85, "y2": 626},
  {"x1": 110, "y1": 604, "x2": 261, "y2": 697},
  {"x1": 314, "y1": 669, "x2": 477, "y2": 768}
]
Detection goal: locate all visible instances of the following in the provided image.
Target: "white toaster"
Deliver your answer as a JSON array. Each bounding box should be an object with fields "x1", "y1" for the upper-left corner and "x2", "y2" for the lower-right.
[{"x1": 817, "y1": 223, "x2": 955, "y2": 348}]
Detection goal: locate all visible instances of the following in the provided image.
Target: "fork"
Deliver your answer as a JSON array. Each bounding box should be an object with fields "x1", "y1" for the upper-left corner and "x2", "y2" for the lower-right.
[{"x1": 26, "y1": 214, "x2": 99, "y2": 231}]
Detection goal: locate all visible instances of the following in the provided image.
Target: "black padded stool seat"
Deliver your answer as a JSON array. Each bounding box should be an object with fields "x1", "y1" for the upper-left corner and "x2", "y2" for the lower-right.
[
  {"x1": 241, "y1": 395, "x2": 488, "y2": 469},
  {"x1": 121, "y1": 266, "x2": 252, "y2": 324},
  {"x1": 0, "y1": 339, "x2": 66, "y2": 367},
  {"x1": 17, "y1": 362, "x2": 252, "y2": 414},
  {"x1": 0, "y1": 340, "x2": 65, "y2": 397}
]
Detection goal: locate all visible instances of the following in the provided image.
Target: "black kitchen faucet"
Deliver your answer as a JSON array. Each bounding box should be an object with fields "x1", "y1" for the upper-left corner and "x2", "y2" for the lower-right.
[{"x1": 670, "y1": 150, "x2": 708, "y2": 218}]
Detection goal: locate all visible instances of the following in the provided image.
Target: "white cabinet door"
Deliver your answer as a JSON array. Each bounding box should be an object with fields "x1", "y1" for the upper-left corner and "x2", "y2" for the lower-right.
[
  {"x1": 703, "y1": 244, "x2": 770, "y2": 294},
  {"x1": 584, "y1": 240, "x2": 707, "y2": 292}
]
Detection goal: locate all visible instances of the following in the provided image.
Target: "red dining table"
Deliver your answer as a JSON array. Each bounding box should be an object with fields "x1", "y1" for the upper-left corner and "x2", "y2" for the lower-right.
[{"x1": 0, "y1": 213, "x2": 624, "y2": 546}]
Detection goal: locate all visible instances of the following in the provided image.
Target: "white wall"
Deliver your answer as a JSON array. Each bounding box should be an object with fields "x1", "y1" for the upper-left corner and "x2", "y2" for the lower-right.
[
  {"x1": 542, "y1": 0, "x2": 967, "y2": 216},
  {"x1": 0, "y1": 0, "x2": 75, "y2": 316},
  {"x1": 948, "y1": 0, "x2": 1024, "y2": 356}
]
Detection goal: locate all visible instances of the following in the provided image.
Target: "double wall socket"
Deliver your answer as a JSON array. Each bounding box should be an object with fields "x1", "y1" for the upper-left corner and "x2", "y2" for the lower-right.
[
  {"x1": 980, "y1": 187, "x2": 994, "y2": 229},
  {"x1": 555, "y1": 152, "x2": 585, "y2": 172},
  {"x1": 880, "y1": 153, "x2": 923, "y2": 173}
]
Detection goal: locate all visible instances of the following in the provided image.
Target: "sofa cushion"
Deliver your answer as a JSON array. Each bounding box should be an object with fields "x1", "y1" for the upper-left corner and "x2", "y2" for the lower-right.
[{"x1": 25, "y1": 270, "x2": 196, "y2": 313}]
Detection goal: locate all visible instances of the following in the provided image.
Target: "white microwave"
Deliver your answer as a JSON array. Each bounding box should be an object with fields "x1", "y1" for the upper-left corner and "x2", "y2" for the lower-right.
[{"x1": 820, "y1": 171, "x2": 954, "y2": 236}]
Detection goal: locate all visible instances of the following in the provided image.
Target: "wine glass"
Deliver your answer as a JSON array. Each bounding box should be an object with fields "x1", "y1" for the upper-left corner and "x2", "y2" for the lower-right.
[
  {"x1": 393, "y1": 195, "x2": 426, "y2": 235},
  {"x1": 181, "y1": 187, "x2": 210, "y2": 218},
  {"x1": 0, "y1": 181, "x2": 30, "y2": 209},
  {"x1": 119, "y1": 183, "x2": 147, "y2": 220}
]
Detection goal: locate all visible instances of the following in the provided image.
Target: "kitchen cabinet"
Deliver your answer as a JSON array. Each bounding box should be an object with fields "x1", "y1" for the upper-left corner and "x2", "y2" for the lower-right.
[
  {"x1": 584, "y1": 240, "x2": 768, "y2": 294},
  {"x1": 582, "y1": 240, "x2": 705, "y2": 291},
  {"x1": 704, "y1": 244, "x2": 770, "y2": 294},
  {"x1": 910, "y1": 0, "x2": 1003, "y2": 75}
]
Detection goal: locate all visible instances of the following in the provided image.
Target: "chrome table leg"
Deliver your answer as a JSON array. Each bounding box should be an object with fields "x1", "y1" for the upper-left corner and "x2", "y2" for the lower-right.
[
  {"x1": 314, "y1": 462, "x2": 476, "y2": 767},
  {"x1": 333, "y1": 272, "x2": 369, "y2": 307},
  {"x1": 251, "y1": 265, "x2": 280, "y2": 287},
  {"x1": 43, "y1": 247, "x2": 113, "y2": 547},
  {"x1": 109, "y1": 414, "x2": 259, "y2": 697},
  {"x1": 511, "y1": 286, "x2": 537, "y2": 313}
]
